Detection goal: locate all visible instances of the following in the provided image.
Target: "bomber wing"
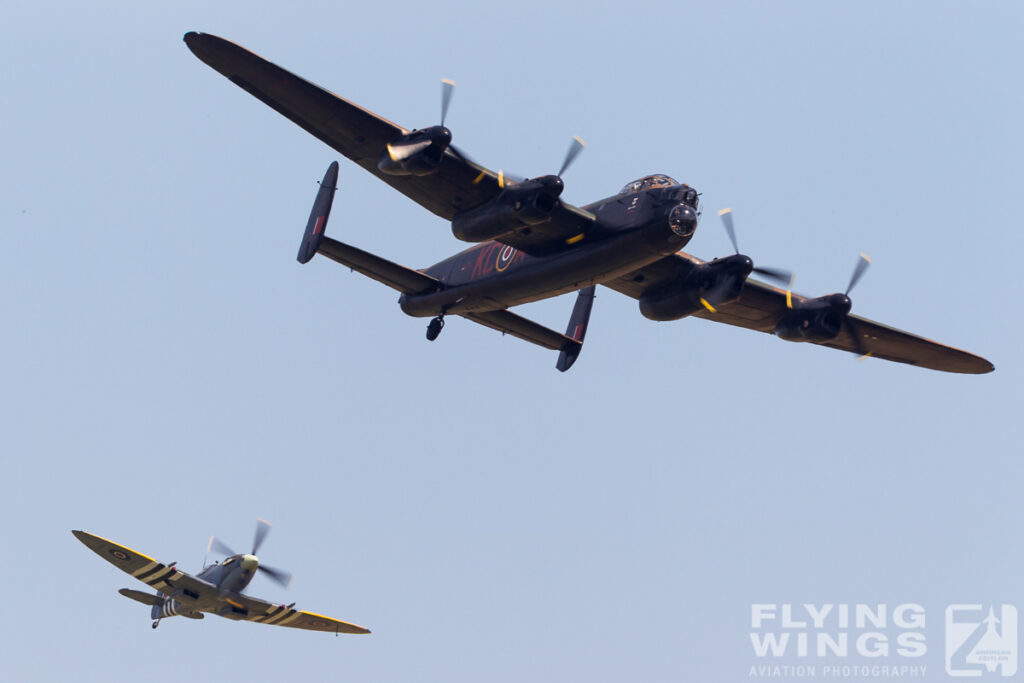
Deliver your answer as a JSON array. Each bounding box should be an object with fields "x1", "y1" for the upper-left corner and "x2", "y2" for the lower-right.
[
  {"x1": 72, "y1": 530, "x2": 219, "y2": 600},
  {"x1": 183, "y1": 32, "x2": 600, "y2": 255},
  {"x1": 220, "y1": 591, "x2": 370, "y2": 634},
  {"x1": 605, "y1": 253, "x2": 993, "y2": 374}
]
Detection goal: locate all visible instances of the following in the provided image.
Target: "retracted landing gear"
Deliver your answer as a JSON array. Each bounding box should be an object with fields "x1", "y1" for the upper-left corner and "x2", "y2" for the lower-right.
[
  {"x1": 426, "y1": 315, "x2": 445, "y2": 341},
  {"x1": 152, "y1": 620, "x2": 160, "y2": 629}
]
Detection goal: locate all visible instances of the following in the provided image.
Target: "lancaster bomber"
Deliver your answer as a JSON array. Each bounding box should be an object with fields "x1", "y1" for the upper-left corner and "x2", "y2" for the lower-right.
[{"x1": 184, "y1": 31, "x2": 993, "y2": 374}]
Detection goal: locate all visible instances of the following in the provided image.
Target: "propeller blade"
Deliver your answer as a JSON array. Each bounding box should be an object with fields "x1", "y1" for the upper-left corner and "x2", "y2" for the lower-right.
[
  {"x1": 448, "y1": 143, "x2": 475, "y2": 165},
  {"x1": 558, "y1": 136, "x2": 586, "y2": 177},
  {"x1": 252, "y1": 518, "x2": 272, "y2": 555},
  {"x1": 258, "y1": 564, "x2": 293, "y2": 589},
  {"x1": 846, "y1": 317, "x2": 872, "y2": 360},
  {"x1": 209, "y1": 537, "x2": 236, "y2": 557},
  {"x1": 702, "y1": 275, "x2": 742, "y2": 313},
  {"x1": 440, "y1": 78, "x2": 455, "y2": 127},
  {"x1": 386, "y1": 139, "x2": 432, "y2": 162},
  {"x1": 846, "y1": 253, "x2": 871, "y2": 295},
  {"x1": 495, "y1": 169, "x2": 527, "y2": 189},
  {"x1": 717, "y1": 208, "x2": 740, "y2": 255},
  {"x1": 752, "y1": 266, "x2": 793, "y2": 287},
  {"x1": 785, "y1": 273, "x2": 796, "y2": 309}
]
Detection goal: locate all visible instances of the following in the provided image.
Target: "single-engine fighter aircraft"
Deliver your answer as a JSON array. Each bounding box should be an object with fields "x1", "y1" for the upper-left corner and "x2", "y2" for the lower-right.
[
  {"x1": 72, "y1": 522, "x2": 370, "y2": 634},
  {"x1": 184, "y1": 31, "x2": 993, "y2": 374}
]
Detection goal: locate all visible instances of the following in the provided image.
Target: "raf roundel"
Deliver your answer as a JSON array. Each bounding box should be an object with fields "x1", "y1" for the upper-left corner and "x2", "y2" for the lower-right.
[
  {"x1": 495, "y1": 245, "x2": 516, "y2": 272},
  {"x1": 109, "y1": 548, "x2": 130, "y2": 561}
]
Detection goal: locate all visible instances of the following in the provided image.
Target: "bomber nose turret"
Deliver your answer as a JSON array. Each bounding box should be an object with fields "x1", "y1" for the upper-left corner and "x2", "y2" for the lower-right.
[{"x1": 668, "y1": 204, "x2": 698, "y2": 237}]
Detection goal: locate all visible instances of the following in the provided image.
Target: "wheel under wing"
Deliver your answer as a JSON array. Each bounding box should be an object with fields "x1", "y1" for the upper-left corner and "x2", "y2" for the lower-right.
[{"x1": 606, "y1": 253, "x2": 993, "y2": 374}]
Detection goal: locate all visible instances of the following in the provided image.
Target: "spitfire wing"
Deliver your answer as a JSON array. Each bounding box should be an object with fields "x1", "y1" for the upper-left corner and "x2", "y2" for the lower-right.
[
  {"x1": 183, "y1": 31, "x2": 600, "y2": 255},
  {"x1": 72, "y1": 530, "x2": 218, "y2": 599},
  {"x1": 606, "y1": 253, "x2": 994, "y2": 374},
  {"x1": 223, "y1": 591, "x2": 370, "y2": 634}
]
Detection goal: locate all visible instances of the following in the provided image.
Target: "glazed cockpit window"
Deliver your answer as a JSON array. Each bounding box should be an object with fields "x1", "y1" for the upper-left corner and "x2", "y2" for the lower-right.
[
  {"x1": 645, "y1": 174, "x2": 677, "y2": 189},
  {"x1": 619, "y1": 174, "x2": 679, "y2": 194}
]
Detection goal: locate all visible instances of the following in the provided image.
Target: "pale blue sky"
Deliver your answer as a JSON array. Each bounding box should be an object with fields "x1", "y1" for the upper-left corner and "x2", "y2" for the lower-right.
[{"x1": 3, "y1": 2, "x2": 1022, "y2": 682}]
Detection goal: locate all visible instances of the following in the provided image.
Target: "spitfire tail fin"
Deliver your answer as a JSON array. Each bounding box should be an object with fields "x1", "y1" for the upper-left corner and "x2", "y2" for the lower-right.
[
  {"x1": 297, "y1": 161, "x2": 339, "y2": 264},
  {"x1": 556, "y1": 285, "x2": 596, "y2": 372}
]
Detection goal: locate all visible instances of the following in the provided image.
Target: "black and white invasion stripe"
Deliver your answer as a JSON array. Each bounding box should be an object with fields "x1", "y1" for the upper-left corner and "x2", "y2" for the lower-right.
[
  {"x1": 131, "y1": 562, "x2": 183, "y2": 592},
  {"x1": 254, "y1": 605, "x2": 301, "y2": 626},
  {"x1": 160, "y1": 598, "x2": 180, "y2": 618}
]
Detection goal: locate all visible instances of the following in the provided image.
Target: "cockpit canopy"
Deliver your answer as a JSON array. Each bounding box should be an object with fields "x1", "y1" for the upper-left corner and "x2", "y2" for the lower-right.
[
  {"x1": 619, "y1": 174, "x2": 699, "y2": 210},
  {"x1": 619, "y1": 174, "x2": 678, "y2": 194}
]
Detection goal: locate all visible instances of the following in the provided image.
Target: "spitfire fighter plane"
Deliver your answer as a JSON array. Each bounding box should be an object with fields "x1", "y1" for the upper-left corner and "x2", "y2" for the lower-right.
[
  {"x1": 184, "y1": 32, "x2": 993, "y2": 375},
  {"x1": 72, "y1": 522, "x2": 370, "y2": 634}
]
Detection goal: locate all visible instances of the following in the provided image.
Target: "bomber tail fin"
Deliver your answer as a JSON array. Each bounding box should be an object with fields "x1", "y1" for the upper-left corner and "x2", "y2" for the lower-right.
[
  {"x1": 556, "y1": 286, "x2": 596, "y2": 372},
  {"x1": 297, "y1": 161, "x2": 339, "y2": 264}
]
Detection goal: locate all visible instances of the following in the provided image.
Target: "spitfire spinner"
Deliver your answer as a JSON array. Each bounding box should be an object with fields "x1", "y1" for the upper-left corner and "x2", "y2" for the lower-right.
[
  {"x1": 73, "y1": 521, "x2": 369, "y2": 634},
  {"x1": 185, "y1": 32, "x2": 993, "y2": 374}
]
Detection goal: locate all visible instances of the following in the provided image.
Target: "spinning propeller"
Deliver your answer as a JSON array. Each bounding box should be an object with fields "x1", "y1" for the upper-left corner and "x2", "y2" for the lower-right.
[
  {"x1": 699, "y1": 209, "x2": 792, "y2": 311},
  {"x1": 208, "y1": 519, "x2": 293, "y2": 588},
  {"x1": 440, "y1": 78, "x2": 455, "y2": 127},
  {"x1": 494, "y1": 135, "x2": 586, "y2": 191},
  {"x1": 778, "y1": 253, "x2": 874, "y2": 359},
  {"x1": 392, "y1": 78, "x2": 586, "y2": 195},
  {"x1": 716, "y1": 209, "x2": 792, "y2": 285},
  {"x1": 839, "y1": 253, "x2": 873, "y2": 358}
]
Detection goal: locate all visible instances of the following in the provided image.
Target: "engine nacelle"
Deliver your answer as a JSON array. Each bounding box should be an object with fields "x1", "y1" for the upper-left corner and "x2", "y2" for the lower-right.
[
  {"x1": 451, "y1": 175, "x2": 564, "y2": 242},
  {"x1": 377, "y1": 126, "x2": 451, "y2": 176},
  {"x1": 638, "y1": 255, "x2": 753, "y2": 321},
  {"x1": 774, "y1": 293, "x2": 851, "y2": 342},
  {"x1": 639, "y1": 283, "x2": 703, "y2": 321}
]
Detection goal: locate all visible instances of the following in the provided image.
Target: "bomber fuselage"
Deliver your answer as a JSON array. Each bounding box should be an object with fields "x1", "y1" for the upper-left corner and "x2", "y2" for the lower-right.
[{"x1": 400, "y1": 179, "x2": 699, "y2": 317}]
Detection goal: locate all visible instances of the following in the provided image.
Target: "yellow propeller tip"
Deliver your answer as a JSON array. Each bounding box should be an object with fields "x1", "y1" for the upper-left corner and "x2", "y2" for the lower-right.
[
  {"x1": 700, "y1": 298, "x2": 717, "y2": 313},
  {"x1": 860, "y1": 253, "x2": 872, "y2": 263},
  {"x1": 442, "y1": 78, "x2": 456, "y2": 86},
  {"x1": 857, "y1": 351, "x2": 874, "y2": 361},
  {"x1": 718, "y1": 208, "x2": 732, "y2": 216},
  {"x1": 573, "y1": 135, "x2": 586, "y2": 147}
]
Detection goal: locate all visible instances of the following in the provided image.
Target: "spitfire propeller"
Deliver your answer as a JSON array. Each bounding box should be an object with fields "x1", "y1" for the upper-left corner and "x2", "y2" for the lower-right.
[{"x1": 207, "y1": 519, "x2": 293, "y2": 589}]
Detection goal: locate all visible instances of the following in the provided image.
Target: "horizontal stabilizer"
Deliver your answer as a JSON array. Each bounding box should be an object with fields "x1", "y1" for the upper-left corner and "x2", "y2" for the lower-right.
[
  {"x1": 317, "y1": 236, "x2": 438, "y2": 294},
  {"x1": 463, "y1": 309, "x2": 583, "y2": 354},
  {"x1": 119, "y1": 588, "x2": 161, "y2": 606}
]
